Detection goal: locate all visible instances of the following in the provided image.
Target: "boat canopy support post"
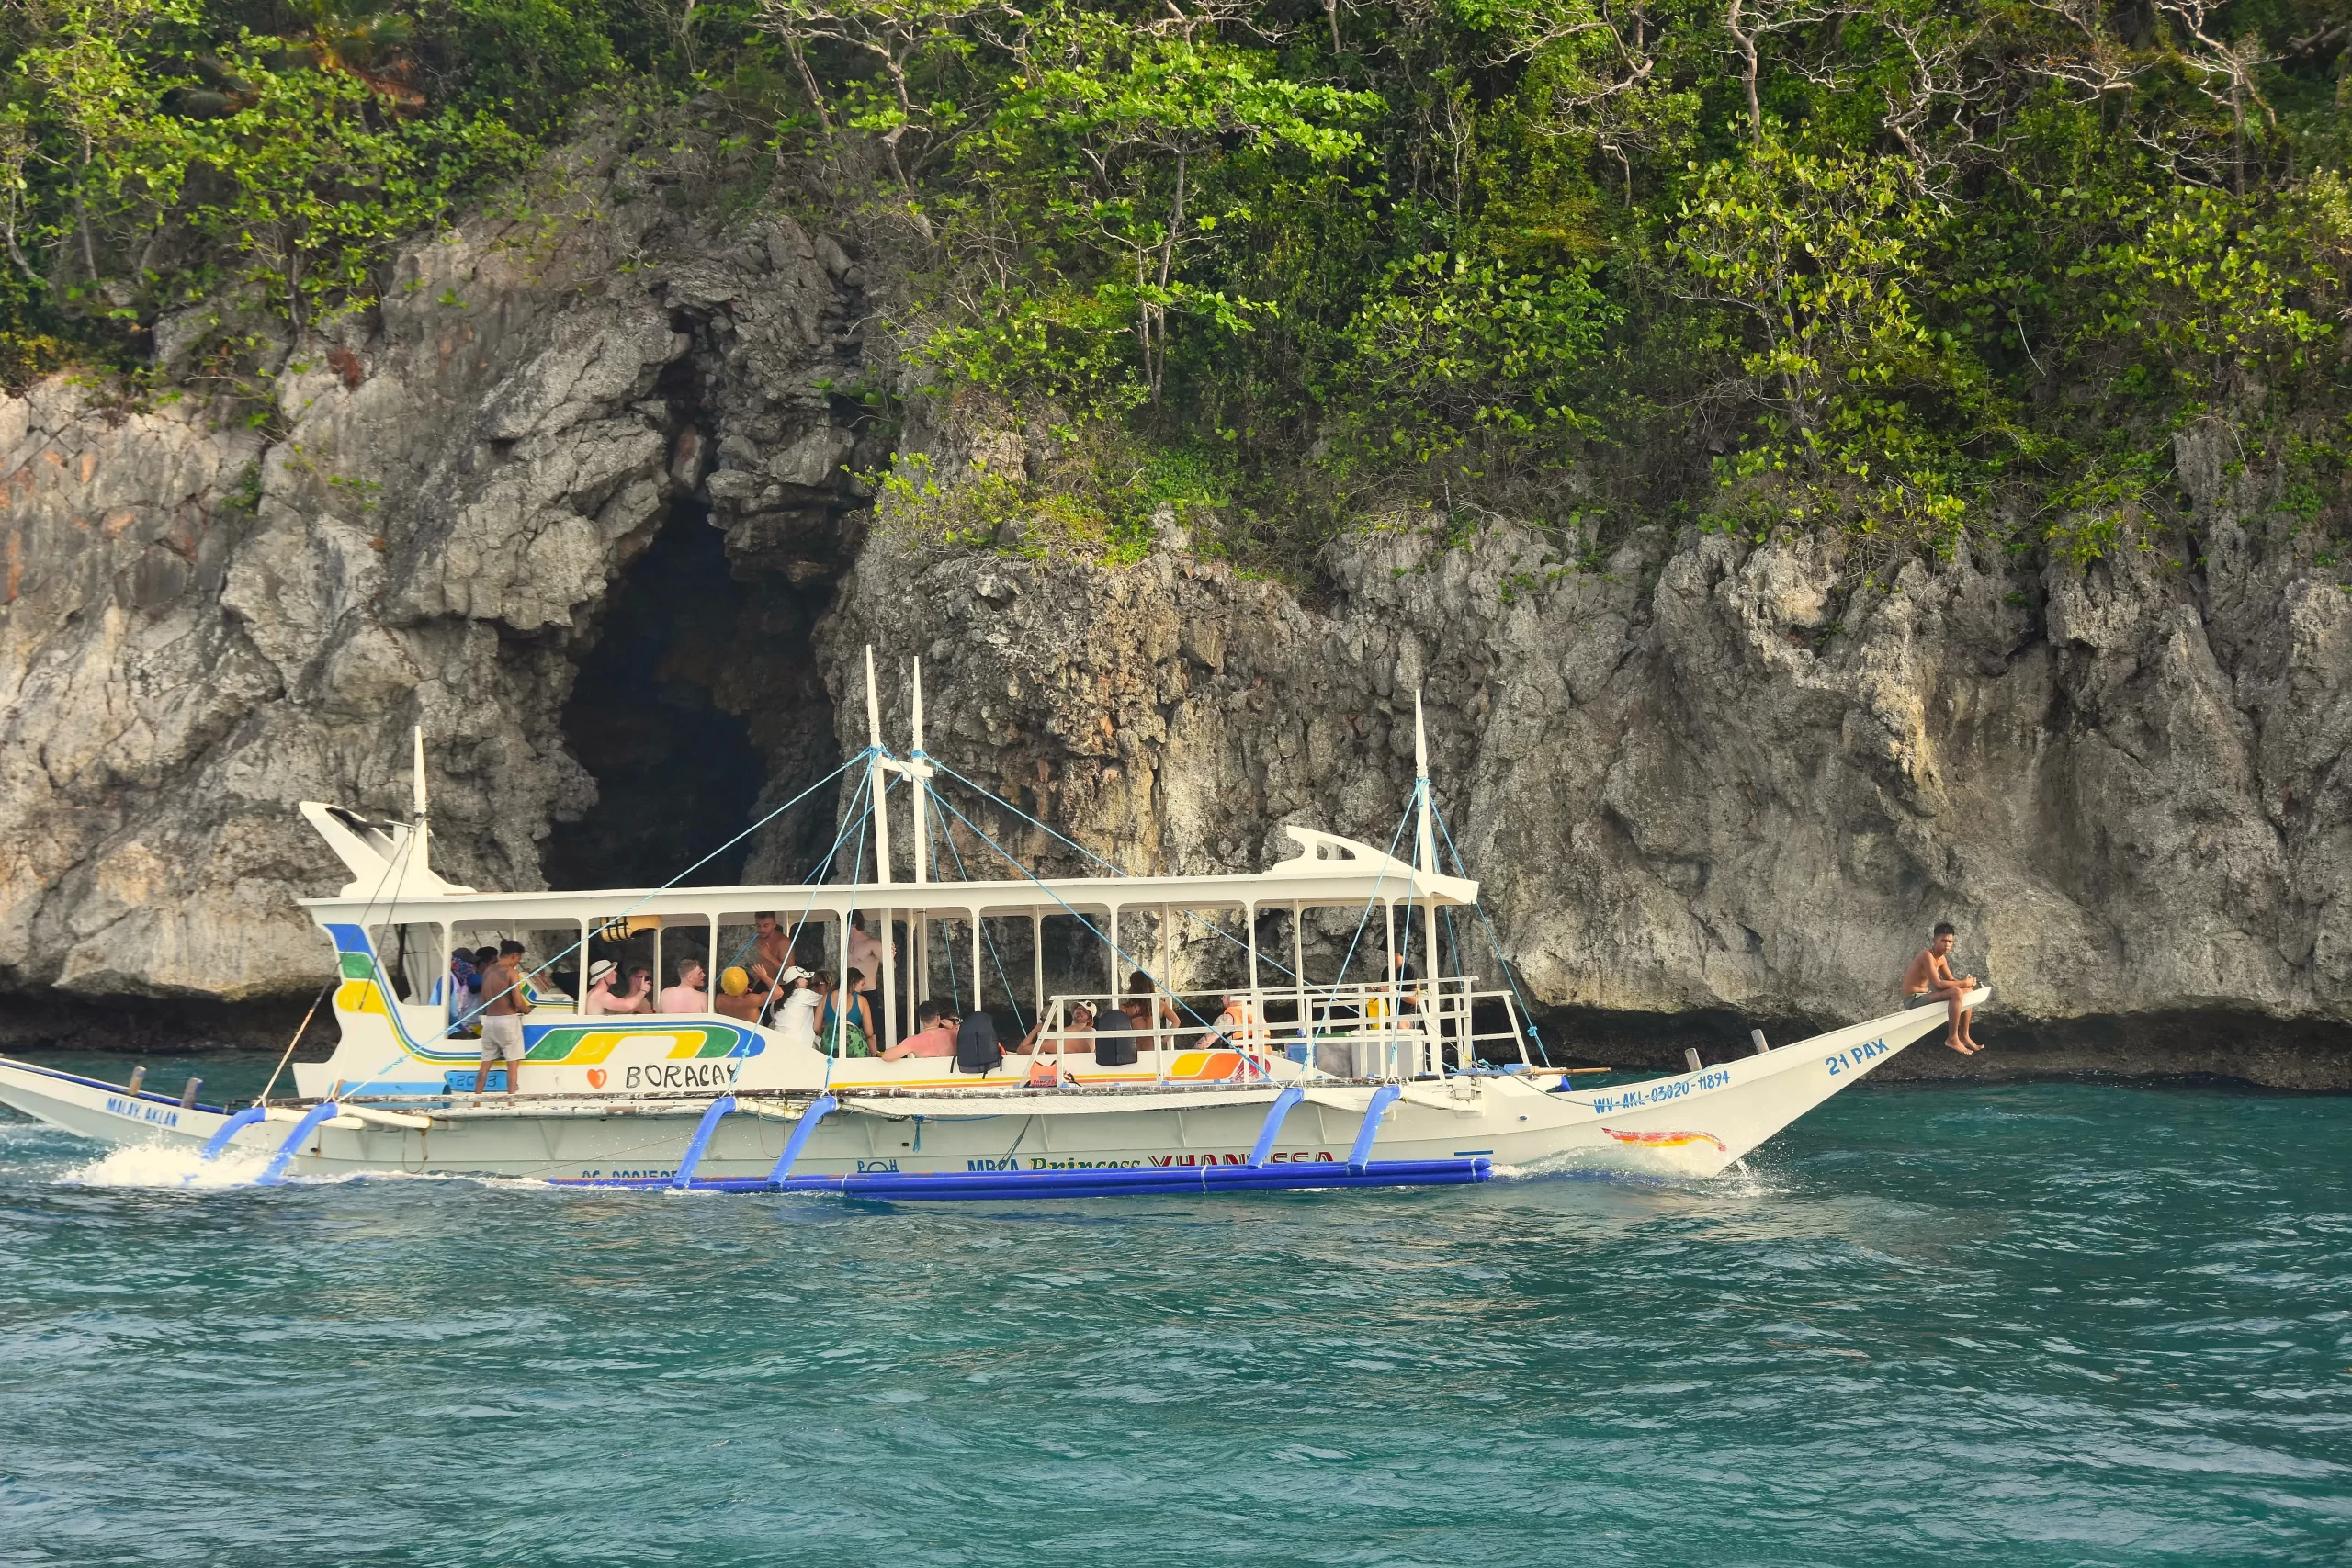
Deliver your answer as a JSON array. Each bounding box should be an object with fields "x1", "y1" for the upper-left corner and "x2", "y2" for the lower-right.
[
  {"x1": 1291, "y1": 901, "x2": 1306, "y2": 1061},
  {"x1": 765, "y1": 1095, "x2": 839, "y2": 1190},
  {"x1": 201, "y1": 1106, "x2": 266, "y2": 1160},
  {"x1": 1348, "y1": 1084, "x2": 1402, "y2": 1173},
  {"x1": 1246, "y1": 1085, "x2": 1306, "y2": 1168},
  {"x1": 1244, "y1": 901, "x2": 1259, "y2": 993},
  {"x1": 256, "y1": 1101, "x2": 342, "y2": 1185},
  {"x1": 670, "y1": 1095, "x2": 739, "y2": 1190},
  {"x1": 1106, "y1": 901, "x2": 1121, "y2": 1003}
]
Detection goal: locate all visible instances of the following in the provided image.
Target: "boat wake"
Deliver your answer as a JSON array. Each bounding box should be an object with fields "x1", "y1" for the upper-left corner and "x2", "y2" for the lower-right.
[
  {"x1": 59, "y1": 1140, "x2": 273, "y2": 1189},
  {"x1": 53, "y1": 1140, "x2": 390, "y2": 1191}
]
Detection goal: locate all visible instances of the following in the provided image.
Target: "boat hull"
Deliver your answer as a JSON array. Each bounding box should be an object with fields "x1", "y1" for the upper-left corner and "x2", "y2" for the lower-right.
[{"x1": 0, "y1": 992, "x2": 1984, "y2": 1187}]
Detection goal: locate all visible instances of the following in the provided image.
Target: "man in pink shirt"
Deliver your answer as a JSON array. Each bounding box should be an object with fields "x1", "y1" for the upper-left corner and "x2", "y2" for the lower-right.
[
  {"x1": 879, "y1": 998, "x2": 959, "y2": 1060},
  {"x1": 660, "y1": 958, "x2": 708, "y2": 1015}
]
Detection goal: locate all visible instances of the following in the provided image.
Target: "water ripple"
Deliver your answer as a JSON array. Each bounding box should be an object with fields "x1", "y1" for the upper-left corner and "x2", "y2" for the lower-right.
[{"x1": 0, "y1": 1064, "x2": 2346, "y2": 1565}]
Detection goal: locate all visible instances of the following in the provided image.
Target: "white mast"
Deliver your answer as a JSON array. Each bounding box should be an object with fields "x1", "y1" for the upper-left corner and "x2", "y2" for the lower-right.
[
  {"x1": 1414, "y1": 690, "x2": 1442, "y2": 1065},
  {"x1": 1413, "y1": 690, "x2": 1437, "y2": 881},
  {"x1": 865, "y1": 644, "x2": 893, "y2": 887},
  {"x1": 910, "y1": 658, "x2": 929, "y2": 887},
  {"x1": 865, "y1": 645, "x2": 896, "y2": 1048},
  {"x1": 410, "y1": 723, "x2": 431, "y2": 874},
  {"x1": 910, "y1": 657, "x2": 929, "y2": 1007}
]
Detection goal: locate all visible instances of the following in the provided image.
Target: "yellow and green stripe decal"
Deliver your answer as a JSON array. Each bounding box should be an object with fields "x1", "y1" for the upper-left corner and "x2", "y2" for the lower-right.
[{"x1": 321, "y1": 924, "x2": 762, "y2": 1066}]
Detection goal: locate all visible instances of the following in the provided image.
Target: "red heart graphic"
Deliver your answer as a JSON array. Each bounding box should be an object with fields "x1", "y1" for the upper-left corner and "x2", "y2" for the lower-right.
[{"x1": 586, "y1": 1067, "x2": 607, "y2": 1089}]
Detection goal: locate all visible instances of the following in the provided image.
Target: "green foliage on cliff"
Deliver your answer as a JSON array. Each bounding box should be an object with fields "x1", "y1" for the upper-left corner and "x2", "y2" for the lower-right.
[
  {"x1": 774, "y1": 0, "x2": 2352, "y2": 570},
  {"x1": 7, "y1": 0, "x2": 2352, "y2": 570},
  {"x1": 0, "y1": 0, "x2": 610, "y2": 367}
]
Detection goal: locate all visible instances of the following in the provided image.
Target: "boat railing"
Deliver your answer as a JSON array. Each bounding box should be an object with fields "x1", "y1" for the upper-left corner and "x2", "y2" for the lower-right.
[{"x1": 1022, "y1": 976, "x2": 1528, "y2": 1080}]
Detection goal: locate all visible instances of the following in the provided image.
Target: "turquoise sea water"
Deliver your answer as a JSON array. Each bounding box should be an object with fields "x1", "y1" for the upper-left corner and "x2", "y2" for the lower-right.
[{"x1": 0, "y1": 1054, "x2": 2346, "y2": 1567}]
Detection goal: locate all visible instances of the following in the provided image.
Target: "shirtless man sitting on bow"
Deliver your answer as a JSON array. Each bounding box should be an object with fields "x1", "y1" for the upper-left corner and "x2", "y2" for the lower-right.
[{"x1": 1901, "y1": 922, "x2": 1981, "y2": 1055}]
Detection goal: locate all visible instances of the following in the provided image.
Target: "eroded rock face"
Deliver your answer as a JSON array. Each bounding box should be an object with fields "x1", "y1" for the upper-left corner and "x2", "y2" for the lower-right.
[
  {"x1": 3, "y1": 129, "x2": 2346, "y2": 1087},
  {"x1": 0, "y1": 124, "x2": 866, "y2": 1002},
  {"x1": 820, "y1": 519, "x2": 2352, "y2": 1085}
]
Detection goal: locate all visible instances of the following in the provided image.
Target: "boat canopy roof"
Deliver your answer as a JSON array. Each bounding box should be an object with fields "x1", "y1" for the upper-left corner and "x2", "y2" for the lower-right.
[{"x1": 297, "y1": 807, "x2": 1479, "y2": 924}]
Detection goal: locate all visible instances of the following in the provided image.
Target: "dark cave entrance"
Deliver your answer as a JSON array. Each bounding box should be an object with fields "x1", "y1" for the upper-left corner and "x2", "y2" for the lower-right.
[{"x1": 544, "y1": 501, "x2": 775, "y2": 890}]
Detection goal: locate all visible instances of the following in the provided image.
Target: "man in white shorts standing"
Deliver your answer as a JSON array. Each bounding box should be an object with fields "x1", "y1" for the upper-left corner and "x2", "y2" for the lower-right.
[{"x1": 473, "y1": 939, "x2": 534, "y2": 1095}]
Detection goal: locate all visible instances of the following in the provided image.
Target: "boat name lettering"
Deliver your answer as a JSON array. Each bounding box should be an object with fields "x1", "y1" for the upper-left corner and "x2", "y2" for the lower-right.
[
  {"x1": 857, "y1": 1158, "x2": 900, "y2": 1173},
  {"x1": 104, "y1": 1096, "x2": 180, "y2": 1128},
  {"x1": 1824, "y1": 1038, "x2": 1891, "y2": 1077},
  {"x1": 621, "y1": 1062, "x2": 736, "y2": 1091},
  {"x1": 577, "y1": 1168, "x2": 676, "y2": 1179},
  {"x1": 1159, "y1": 1151, "x2": 1336, "y2": 1168},
  {"x1": 1588, "y1": 1070, "x2": 1730, "y2": 1114}
]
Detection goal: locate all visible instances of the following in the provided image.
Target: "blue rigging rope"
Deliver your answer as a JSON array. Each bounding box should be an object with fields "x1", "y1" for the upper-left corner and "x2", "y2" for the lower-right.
[
  {"x1": 749, "y1": 763, "x2": 882, "y2": 1021},
  {"x1": 921, "y1": 786, "x2": 1193, "y2": 1028},
  {"x1": 929, "y1": 759, "x2": 1300, "y2": 982},
  {"x1": 1430, "y1": 797, "x2": 1552, "y2": 1066},
  {"x1": 1316, "y1": 794, "x2": 1419, "y2": 1020},
  {"x1": 916, "y1": 791, "x2": 963, "y2": 1012},
  {"x1": 926, "y1": 792, "x2": 1026, "y2": 1032},
  {"x1": 347, "y1": 747, "x2": 871, "y2": 1095}
]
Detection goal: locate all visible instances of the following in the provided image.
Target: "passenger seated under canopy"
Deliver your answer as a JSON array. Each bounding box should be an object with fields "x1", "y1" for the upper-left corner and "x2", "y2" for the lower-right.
[
  {"x1": 880, "y1": 998, "x2": 959, "y2": 1060},
  {"x1": 659, "y1": 958, "x2": 707, "y2": 1015}
]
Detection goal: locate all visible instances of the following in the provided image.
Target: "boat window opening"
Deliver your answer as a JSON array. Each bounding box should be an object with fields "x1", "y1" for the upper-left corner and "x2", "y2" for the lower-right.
[
  {"x1": 368, "y1": 922, "x2": 444, "y2": 1006},
  {"x1": 713, "y1": 914, "x2": 758, "y2": 996},
  {"x1": 525, "y1": 925, "x2": 581, "y2": 1013},
  {"x1": 976, "y1": 916, "x2": 1033, "y2": 1035},
  {"x1": 448, "y1": 920, "x2": 580, "y2": 1017},
  {"x1": 914, "y1": 913, "x2": 958, "y2": 1011},
  {"x1": 1113, "y1": 908, "x2": 1158, "y2": 1023},
  {"x1": 1175, "y1": 907, "x2": 1246, "y2": 987},
  {"x1": 657, "y1": 915, "x2": 715, "y2": 1012},
  {"x1": 1243, "y1": 906, "x2": 1300, "y2": 1034},
  {"x1": 714, "y1": 908, "x2": 829, "y2": 1019},
  {"x1": 583, "y1": 911, "x2": 662, "y2": 1013},
  {"x1": 1033, "y1": 910, "x2": 1102, "y2": 1010}
]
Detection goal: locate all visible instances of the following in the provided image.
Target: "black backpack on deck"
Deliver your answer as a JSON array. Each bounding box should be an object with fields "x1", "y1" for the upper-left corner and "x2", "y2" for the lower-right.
[
  {"x1": 1091, "y1": 1015, "x2": 1138, "y2": 1067},
  {"x1": 956, "y1": 1013, "x2": 1002, "y2": 1074}
]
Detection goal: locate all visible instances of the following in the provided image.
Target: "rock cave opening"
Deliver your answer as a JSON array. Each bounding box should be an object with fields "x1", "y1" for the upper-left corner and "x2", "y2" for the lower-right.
[{"x1": 544, "y1": 498, "x2": 783, "y2": 891}]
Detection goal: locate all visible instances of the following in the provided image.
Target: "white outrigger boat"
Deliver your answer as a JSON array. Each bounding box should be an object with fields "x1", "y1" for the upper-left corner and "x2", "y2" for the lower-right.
[{"x1": 0, "y1": 655, "x2": 1985, "y2": 1198}]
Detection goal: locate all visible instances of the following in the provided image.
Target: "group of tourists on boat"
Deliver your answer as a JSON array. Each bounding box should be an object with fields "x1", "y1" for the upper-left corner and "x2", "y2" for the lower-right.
[{"x1": 438, "y1": 904, "x2": 1319, "y2": 1097}]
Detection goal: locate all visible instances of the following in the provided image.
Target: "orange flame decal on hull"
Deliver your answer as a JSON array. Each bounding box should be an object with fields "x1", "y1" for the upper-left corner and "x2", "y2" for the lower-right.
[{"x1": 1603, "y1": 1128, "x2": 1728, "y2": 1152}]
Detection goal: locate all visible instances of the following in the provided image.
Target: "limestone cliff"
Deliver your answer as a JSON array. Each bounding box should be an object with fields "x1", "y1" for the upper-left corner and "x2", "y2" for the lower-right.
[
  {"x1": 820, "y1": 502, "x2": 2351, "y2": 1087},
  {"x1": 1, "y1": 128, "x2": 2346, "y2": 1085},
  {"x1": 0, "y1": 119, "x2": 872, "y2": 1015}
]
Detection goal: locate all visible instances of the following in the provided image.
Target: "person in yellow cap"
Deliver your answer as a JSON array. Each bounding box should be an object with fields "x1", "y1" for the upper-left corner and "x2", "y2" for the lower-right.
[{"x1": 715, "y1": 965, "x2": 761, "y2": 1022}]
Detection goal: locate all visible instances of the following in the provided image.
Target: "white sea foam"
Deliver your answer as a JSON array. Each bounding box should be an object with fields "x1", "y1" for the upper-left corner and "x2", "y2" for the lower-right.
[{"x1": 60, "y1": 1140, "x2": 271, "y2": 1189}]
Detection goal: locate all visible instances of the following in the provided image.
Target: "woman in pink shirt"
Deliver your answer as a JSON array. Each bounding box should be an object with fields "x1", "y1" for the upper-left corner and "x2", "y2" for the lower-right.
[{"x1": 879, "y1": 998, "x2": 960, "y2": 1060}]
